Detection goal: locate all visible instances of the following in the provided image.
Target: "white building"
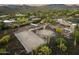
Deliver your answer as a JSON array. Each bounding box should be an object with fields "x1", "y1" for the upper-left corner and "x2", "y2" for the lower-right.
[
  {"x1": 57, "y1": 19, "x2": 71, "y2": 26},
  {"x1": 57, "y1": 19, "x2": 63, "y2": 24},
  {"x1": 3, "y1": 19, "x2": 15, "y2": 26},
  {"x1": 15, "y1": 14, "x2": 25, "y2": 16},
  {"x1": 0, "y1": 15, "x2": 8, "y2": 18},
  {"x1": 70, "y1": 24, "x2": 77, "y2": 32},
  {"x1": 3, "y1": 19, "x2": 15, "y2": 23},
  {"x1": 30, "y1": 23, "x2": 38, "y2": 27}
]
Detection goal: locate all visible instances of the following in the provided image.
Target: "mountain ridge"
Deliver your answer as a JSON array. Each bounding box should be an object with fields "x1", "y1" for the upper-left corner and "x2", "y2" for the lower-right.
[{"x1": 0, "y1": 4, "x2": 79, "y2": 15}]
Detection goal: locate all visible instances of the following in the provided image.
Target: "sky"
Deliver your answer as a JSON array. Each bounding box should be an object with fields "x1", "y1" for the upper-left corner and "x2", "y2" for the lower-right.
[
  {"x1": 0, "y1": 0, "x2": 79, "y2": 7},
  {"x1": 0, "y1": 0, "x2": 79, "y2": 4},
  {"x1": 0, "y1": 4, "x2": 79, "y2": 7}
]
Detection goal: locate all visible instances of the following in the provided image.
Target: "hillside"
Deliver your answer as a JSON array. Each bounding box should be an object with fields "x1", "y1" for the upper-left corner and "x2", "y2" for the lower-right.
[{"x1": 0, "y1": 4, "x2": 79, "y2": 15}]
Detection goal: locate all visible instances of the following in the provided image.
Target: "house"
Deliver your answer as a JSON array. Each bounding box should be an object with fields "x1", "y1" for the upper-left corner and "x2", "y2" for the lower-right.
[
  {"x1": 70, "y1": 23, "x2": 77, "y2": 32},
  {"x1": 57, "y1": 19, "x2": 63, "y2": 24},
  {"x1": 29, "y1": 15, "x2": 36, "y2": 20},
  {"x1": 3, "y1": 19, "x2": 16, "y2": 26},
  {"x1": 62, "y1": 28, "x2": 72, "y2": 39},
  {"x1": 14, "y1": 30, "x2": 46, "y2": 53},
  {"x1": 57, "y1": 18, "x2": 77, "y2": 32},
  {"x1": 15, "y1": 14, "x2": 25, "y2": 17},
  {"x1": 0, "y1": 15, "x2": 8, "y2": 18},
  {"x1": 57, "y1": 19, "x2": 70, "y2": 26},
  {"x1": 29, "y1": 15, "x2": 41, "y2": 21},
  {"x1": 30, "y1": 23, "x2": 38, "y2": 27}
]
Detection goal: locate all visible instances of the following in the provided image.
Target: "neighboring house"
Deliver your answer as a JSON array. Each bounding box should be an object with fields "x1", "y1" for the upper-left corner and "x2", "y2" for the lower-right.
[
  {"x1": 57, "y1": 18, "x2": 77, "y2": 32},
  {"x1": 63, "y1": 28, "x2": 72, "y2": 33},
  {"x1": 15, "y1": 14, "x2": 24, "y2": 16},
  {"x1": 57, "y1": 19, "x2": 70, "y2": 26},
  {"x1": 31, "y1": 18, "x2": 41, "y2": 21},
  {"x1": 70, "y1": 23, "x2": 77, "y2": 32},
  {"x1": 29, "y1": 15, "x2": 36, "y2": 20},
  {"x1": 30, "y1": 23, "x2": 38, "y2": 27},
  {"x1": 3, "y1": 19, "x2": 16, "y2": 26},
  {"x1": 0, "y1": 15, "x2": 8, "y2": 18},
  {"x1": 29, "y1": 15, "x2": 41, "y2": 21}
]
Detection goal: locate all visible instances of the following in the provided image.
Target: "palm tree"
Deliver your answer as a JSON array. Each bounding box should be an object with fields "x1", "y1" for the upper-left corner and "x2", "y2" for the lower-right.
[
  {"x1": 55, "y1": 37, "x2": 67, "y2": 53},
  {"x1": 73, "y1": 28, "x2": 79, "y2": 47}
]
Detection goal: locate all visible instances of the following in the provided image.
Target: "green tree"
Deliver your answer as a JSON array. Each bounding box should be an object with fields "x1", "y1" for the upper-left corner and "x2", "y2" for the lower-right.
[
  {"x1": 56, "y1": 27, "x2": 62, "y2": 33},
  {"x1": 34, "y1": 45, "x2": 52, "y2": 55},
  {"x1": 10, "y1": 23, "x2": 17, "y2": 29},
  {"x1": 0, "y1": 22, "x2": 4, "y2": 30},
  {"x1": 0, "y1": 48, "x2": 6, "y2": 54},
  {"x1": 0, "y1": 35, "x2": 10, "y2": 45},
  {"x1": 16, "y1": 17, "x2": 28, "y2": 26},
  {"x1": 40, "y1": 17, "x2": 56, "y2": 25}
]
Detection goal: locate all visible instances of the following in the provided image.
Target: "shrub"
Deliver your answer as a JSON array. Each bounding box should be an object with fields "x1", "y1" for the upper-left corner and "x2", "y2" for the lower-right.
[
  {"x1": 56, "y1": 27, "x2": 62, "y2": 33},
  {"x1": 55, "y1": 37, "x2": 67, "y2": 52},
  {"x1": 0, "y1": 48, "x2": 6, "y2": 54},
  {"x1": 33, "y1": 45, "x2": 52, "y2": 55},
  {"x1": 0, "y1": 35, "x2": 10, "y2": 45}
]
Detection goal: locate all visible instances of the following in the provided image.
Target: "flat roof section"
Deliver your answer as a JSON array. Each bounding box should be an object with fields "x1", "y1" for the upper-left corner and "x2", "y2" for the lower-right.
[{"x1": 14, "y1": 30, "x2": 46, "y2": 53}]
